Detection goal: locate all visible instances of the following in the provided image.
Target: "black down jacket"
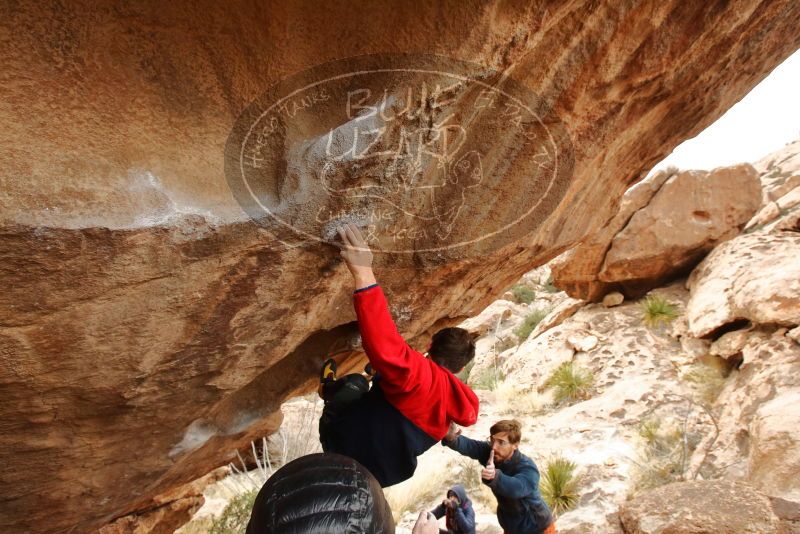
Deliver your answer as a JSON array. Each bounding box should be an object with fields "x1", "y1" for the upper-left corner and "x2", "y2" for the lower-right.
[{"x1": 246, "y1": 453, "x2": 395, "y2": 533}]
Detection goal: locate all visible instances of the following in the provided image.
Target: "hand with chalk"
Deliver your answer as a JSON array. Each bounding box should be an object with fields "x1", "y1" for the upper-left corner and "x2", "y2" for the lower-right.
[
  {"x1": 337, "y1": 223, "x2": 377, "y2": 290},
  {"x1": 481, "y1": 449, "x2": 496, "y2": 481}
]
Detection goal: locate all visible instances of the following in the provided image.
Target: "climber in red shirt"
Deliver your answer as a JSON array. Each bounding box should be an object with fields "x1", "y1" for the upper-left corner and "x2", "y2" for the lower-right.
[{"x1": 317, "y1": 223, "x2": 479, "y2": 487}]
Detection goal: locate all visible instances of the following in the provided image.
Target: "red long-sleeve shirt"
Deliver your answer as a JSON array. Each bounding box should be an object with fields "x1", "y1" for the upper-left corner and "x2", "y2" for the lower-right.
[{"x1": 353, "y1": 284, "x2": 479, "y2": 440}]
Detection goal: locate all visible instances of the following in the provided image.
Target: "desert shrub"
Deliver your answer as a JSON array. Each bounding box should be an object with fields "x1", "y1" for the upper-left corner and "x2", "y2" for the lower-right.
[
  {"x1": 469, "y1": 366, "x2": 501, "y2": 390},
  {"x1": 543, "y1": 362, "x2": 593, "y2": 403},
  {"x1": 457, "y1": 359, "x2": 475, "y2": 382},
  {"x1": 511, "y1": 284, "x2": 536, "y2": 304},
  {"x1": 637, "y1": 418, "x2": 661, "y2": 447},
  {"x1": 640, "y1": 295, "x2": 679, "y2": 328},
  {"x1": 542, "y1": 276, "x2": 560, "y2": 293},
  {"x1": 683, "y1": 359, "x2": 728, "y2": 406},
  {"x1": 514, "y1": 308, "x2": 549, "y2": 341},
  {"x1": 210, "y1": 490, "x2": 258, "y2": 534},
  {"x1": 630, "y1": 419, "x2": 687, "y2": 495},
  {"x1": 539, "y1": 456, "x2": 580, "y2": 516}
]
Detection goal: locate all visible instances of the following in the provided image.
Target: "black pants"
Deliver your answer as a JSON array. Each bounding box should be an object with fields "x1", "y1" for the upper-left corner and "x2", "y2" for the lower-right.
[{"x1": 319, "y1": 374, "x2": 370, "y2": 452}]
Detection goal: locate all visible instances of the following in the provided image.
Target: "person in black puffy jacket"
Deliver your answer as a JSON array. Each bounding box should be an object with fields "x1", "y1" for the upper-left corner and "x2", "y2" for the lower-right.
[{"x1": 245, "y1": 453, "x2": 395, "y2": 533}]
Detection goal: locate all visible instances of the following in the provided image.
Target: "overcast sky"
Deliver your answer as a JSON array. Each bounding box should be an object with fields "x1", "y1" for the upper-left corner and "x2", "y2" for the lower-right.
[{"x1": 649, "y1": 49, "x2": 800, "y2": 174}]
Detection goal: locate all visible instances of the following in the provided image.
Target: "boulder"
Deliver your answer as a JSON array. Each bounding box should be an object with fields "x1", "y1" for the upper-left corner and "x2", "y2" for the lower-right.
[
  {"x1": 567, "y1": 333, "x2": 599, "y2": 352},
  {"x1": 2, "y1": 1, "x2": 800, "y2": 532},
  {"x1": 686, "y1": 232, "x2": 800, "y2": 338},
  {"x1": 460, "y1": 300, "x2": 520, "y2": 337},
  {"x1": 550, "y1": 169, "x2": 673, "y2": 301},
  {"x1": 710, "y1": 328, "x2": 752, "y2": 358},
  {"x1": 686, "y1": 332, "x2": 800, "y2": 500},
  {"x1": 789, "y1": 327, "x2": 800, "y2": 345},
  {"x1": 528, "y1": 297, "x2": 585, "y2": 340},
  {"x1": 619, "y1": 479, "x2": 780, "y2": 533},
  {"x1": 747, "y1": 140, "x2": 800, "y2": 233},
  {"x1": 749, "y1": 391, "x2": 800, "y2": 502},
  {"x1": 753, "y1": 139, "x2": 800, "y2": 202},
  {"x1": 602, "y1": 292, "x2": 625, "y2": 308},
  {"x1": 748, "y1": 186, "x2": 800, "y2": 233},
  {"x1": 98, "y1": 467, "x2": 227, "y2": 534},
  {"x1": 553, "y1": 164, "x2": 761, "y2": 301},
  {"x1": 600, "y1": 165, "x2": 761, "y2": 291},
  {"x1": 770, "y1": 497, "x2": 800, "y2": 534}
]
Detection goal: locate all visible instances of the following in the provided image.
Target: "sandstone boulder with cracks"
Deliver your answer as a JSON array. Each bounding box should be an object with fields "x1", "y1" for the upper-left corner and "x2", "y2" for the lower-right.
[
  {"x1": 746, "y1": 140, "x2": 800, "y2": 233},
  {"x1": 2, "y1": 1, "x2": 800, "y2": 532},
  {"x1": 686, "y1": 232, "x2": 800, "y2": 338},
  {"x1": 552, "y1": 164, "x2": 762, "y2": 301},
  {"x1": 619, "y1": 479, "x2": 781, "y2": 533}
]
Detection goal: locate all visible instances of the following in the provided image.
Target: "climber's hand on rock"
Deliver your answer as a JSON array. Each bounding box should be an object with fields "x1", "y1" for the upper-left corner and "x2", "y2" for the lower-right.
[{"x1": 338, "y1": 223, "x2": 376, "y2": 289}]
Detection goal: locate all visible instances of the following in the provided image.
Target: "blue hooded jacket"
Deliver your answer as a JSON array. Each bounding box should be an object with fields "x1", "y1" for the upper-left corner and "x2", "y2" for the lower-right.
[
  {"x1": 430, "y1": 484, "x2": 476, "y2": 533},
  {"x1": 445, "y1": 436, "x2": 553, "y2": 534}
]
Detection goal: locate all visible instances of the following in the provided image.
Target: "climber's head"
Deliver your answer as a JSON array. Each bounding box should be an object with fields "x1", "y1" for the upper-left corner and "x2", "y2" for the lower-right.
[{"x1": 428, "y1": 327, "x2": 475, "y2": 374}]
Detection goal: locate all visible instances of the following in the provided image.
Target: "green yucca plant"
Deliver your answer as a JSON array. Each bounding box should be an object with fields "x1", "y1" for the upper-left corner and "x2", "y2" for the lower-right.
[
  {"x1": 641, "y1": 295, "x2": 679, "y2": 328},
  {"x1": 539, "y1": 455, "x2": 580, "y2": 516},
  {"x1": 544, "y1": 362, "x2": 594, "y2": 403}
]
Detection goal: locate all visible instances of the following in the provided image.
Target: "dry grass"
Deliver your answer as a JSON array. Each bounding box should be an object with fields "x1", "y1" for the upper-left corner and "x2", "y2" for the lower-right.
[
  {"x1": 629, "y1": 418, "x2": 687, "y2": 496},
  {"x1": 454, "y1": 456, "x2": 499, "y2": 509},
  {"x1": 384, "y1": 461, "x2": 452, "y2": 522},
  {"x1": 180, "y1": 397, "x2": 323, "y2": 533},
  {"x1": 542, "y1": 276, "x2": 560, "y2": 293},
  {"x1": 683, "y1": 359, "x2": 728, "y2": 407},
  {"x1": 469, "y1": 366, "x2": 502, "y2": 391},
  {"x1": 494, "y1": 380, "x2": 547, "y2": 417}
]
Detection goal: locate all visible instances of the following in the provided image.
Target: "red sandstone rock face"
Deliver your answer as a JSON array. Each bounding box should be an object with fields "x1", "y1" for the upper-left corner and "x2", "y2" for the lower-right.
[{"x1": 1, "y1": 1, "x2": 799, "y2": 532}]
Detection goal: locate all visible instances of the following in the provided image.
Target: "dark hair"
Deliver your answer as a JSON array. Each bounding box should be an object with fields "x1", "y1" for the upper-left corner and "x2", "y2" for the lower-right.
[
  {"x1": 429, "y1": 327, "x2": 475, "y2": 373},
  {"x1": 246, "y1": 453, "x2": 394, "y2": 533},
  {"x1": 490, "y1": 419, "x2": 522, "y2": 444}
]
